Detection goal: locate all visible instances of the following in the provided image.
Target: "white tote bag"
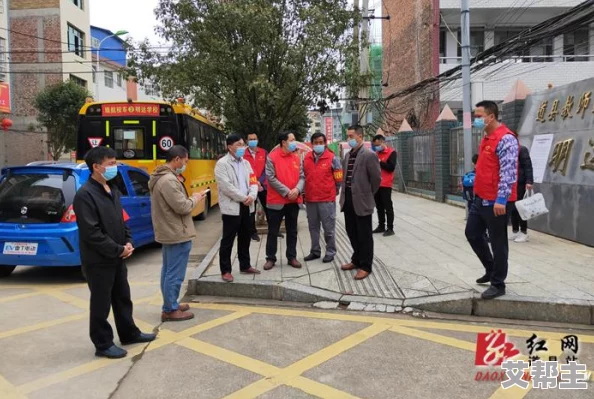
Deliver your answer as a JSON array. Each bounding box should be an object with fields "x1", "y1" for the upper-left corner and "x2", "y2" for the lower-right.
[{"x1": 514, "y1": 189, "x2": 549, "y2": 221}]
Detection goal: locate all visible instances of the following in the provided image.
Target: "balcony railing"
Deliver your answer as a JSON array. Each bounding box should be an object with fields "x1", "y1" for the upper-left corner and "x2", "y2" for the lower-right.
[{"x1": 440, "y1": 54, "x2": 594, "y2": 64}]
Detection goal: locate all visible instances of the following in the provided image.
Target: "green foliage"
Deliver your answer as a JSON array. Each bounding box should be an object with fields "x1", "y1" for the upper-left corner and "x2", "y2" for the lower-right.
[
  {"x1": 129, "y1": 0, "x2": 363, "y2": 150},
  {"x1": 34, "y1": 81, "x2": 90, "y2": 160}
]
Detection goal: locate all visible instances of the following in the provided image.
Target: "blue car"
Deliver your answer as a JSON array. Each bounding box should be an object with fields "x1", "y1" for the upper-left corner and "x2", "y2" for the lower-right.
[{"x1": 0, "y1": 162, "x2": 155, "y2": 277}]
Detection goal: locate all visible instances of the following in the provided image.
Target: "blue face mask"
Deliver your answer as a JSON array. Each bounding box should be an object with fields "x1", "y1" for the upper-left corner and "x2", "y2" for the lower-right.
[
  {"x1": 102, "y1": 165, "x2": 118, "y2": 181},
  {"x1": 288, "y1": 142, "x2": 297, "y2": 152},
  {"x1": 348, "y1": 139, "x2": 358, "y2": 148},
  {"x1": 235, "y1": 147, "x2": 246, "y2": 158},
  {"x1": 248, "y1": 140, "x2": 258, "y2": 148},
  {"x1": 175, "y1": 164, "x2": 186, "y2": 175},
  {"x1": 313, "y1": 145, "x2": 325, "y2": 154},
  {"x1": 373, "y1": 145, "x2": 384, "y2": 152},
  {"x1": 473, "y1": 118, "x2": 485, "y2": 129}
]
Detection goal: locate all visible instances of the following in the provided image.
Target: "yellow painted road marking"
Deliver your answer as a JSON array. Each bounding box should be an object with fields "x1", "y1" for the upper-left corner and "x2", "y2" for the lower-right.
[
  {"x1": 0, "y1": 374, "x2": 27, "y2": 399},
  {"x1": 390, "y1": 325, "x2": 476, "y2": 352},
  {"x1": 40, "y1": 289, "x2": 89, "y2": 310},
  {"x1": 0, "y1": 291, "x2": 42, "y2": 304},
  {"x1": 288, "y1": 376, "x2": 363, "y2": 399},
  {"x1": 0, "y1": 313, "x2": 86, "y2": 340}
]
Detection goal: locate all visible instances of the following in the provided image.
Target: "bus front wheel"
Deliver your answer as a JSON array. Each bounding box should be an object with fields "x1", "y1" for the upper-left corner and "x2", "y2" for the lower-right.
[
  {"x1": 0, "y1": 265, "x2": 16, "y2": 278},
  {"x1": 196, "y1": 195, "x2": 210, "y2": 221}
]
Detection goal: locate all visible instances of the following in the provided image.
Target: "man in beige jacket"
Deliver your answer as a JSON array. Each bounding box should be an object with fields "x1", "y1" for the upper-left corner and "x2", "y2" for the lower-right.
[{"x1": 149, "y1": 146, "x2": 206, "y2": 322}]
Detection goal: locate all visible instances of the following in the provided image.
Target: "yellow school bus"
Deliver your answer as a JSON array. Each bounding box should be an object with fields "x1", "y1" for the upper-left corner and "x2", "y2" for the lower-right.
[{"x1": 76, "y1": 99, "x2": 225, "y2": 218}]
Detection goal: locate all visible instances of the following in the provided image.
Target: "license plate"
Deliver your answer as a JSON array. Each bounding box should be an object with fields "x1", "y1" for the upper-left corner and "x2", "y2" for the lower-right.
[{"x1": 3, "y1": 242, "x2": 38, "y2": 256}]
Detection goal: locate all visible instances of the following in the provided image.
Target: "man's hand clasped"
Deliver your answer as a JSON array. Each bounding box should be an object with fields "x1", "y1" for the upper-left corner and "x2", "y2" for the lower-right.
[{"x1": 120, "y1": 243, "x2": 134, "y2": 259}]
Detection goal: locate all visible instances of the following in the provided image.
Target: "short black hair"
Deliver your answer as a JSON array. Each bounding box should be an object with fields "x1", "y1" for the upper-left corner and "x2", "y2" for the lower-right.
[
  {"x1": 165, "y1": 145, "x2": 189, "y2": 162},
  {"x1": 472, "y1": 153, "x2": 479, "y2": 164},
  {"x1": 277, "y1": 131, "x2": 292, "y2": 146},
  {"x1": 246, "y1": 132, "x2": 258, "y2": 138},
  {"x1": 84, "y1": 146, "x2": 117, "y2": 170},
  {"x1": 226, "y1": 134, "x2": 242, "y2": 146},
  {"x1": 347, "y1": 125, "x2": 364, "y2": 136},
  {"x1": 372, "y1": 134, "x2": 385, "y2": 142},
  {"x1": 310, "y1": 132, "x2": 326, "y2": 143},
  {"x1": 475, "y1": 100, "x2": 499, "y2": 119}
]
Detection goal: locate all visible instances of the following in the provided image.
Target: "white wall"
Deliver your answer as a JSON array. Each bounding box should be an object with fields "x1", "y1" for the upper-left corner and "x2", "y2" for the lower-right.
[
  {"x1": 60, "y1": 0, "x2": 93, "y2": 90},
  {"x1": 94, "y1": 62, "x2": 127, "y2": 101}
]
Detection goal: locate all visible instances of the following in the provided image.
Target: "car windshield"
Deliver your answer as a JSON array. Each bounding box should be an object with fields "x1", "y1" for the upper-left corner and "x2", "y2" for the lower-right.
[{"x1": 0, "y1": 172, "x2": 77, "y2": 224}]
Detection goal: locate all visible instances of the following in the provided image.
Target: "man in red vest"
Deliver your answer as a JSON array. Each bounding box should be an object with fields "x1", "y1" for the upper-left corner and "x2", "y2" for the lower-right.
[
  {"x1": 465, "y1": 100, "x2": 519, "y2": 300},
  {"x1": 263, "y1": 132, "x2": 305, "y2": 270},
  {"x1": 371, "y1": 134, "x2": 396, "y2": 237},
  {"x1": 303, "y1": 133, "x2": 343, "y2": 263},
  {"x1": 244, "y1": 132, "x2": 268, "y2": 242}
]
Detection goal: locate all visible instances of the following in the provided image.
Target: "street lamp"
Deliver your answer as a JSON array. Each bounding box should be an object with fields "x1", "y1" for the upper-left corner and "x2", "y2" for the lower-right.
[{"x1": 95, "y1": 30, "x2": 129, "y2": 100}]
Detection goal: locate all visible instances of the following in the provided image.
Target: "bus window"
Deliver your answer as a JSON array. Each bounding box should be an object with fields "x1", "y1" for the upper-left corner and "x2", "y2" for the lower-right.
[{"x1": 114, "y1": 128, "x2": 145, "y2": 159}]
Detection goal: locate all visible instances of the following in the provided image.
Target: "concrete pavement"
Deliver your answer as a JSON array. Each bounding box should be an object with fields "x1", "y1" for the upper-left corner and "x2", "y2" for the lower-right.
[{"x1": 190, "y1": 192, "x2": 594, "y2": 324}]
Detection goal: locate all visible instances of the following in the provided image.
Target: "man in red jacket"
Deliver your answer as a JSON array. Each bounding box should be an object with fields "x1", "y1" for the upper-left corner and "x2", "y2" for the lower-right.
[
  {"x1": 465, "y1": 100, "x2": 519, "y2": 300},
  {"x1": 244, "y1": 132, "x2": 268, "y2": 242},
  {"x1": 303, "y1": 133, "x2": 343, "y2": 263},
  {"x1": 372, "y1": 134, "x2": 397, "y2": 237},
  {"x1": 263, "y1": 132, "x2": 305, "y2": 270}
]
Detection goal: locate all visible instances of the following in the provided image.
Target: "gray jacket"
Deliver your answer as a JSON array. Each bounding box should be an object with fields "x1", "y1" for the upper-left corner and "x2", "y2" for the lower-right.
[
  {"x1": 339, "y1": 145, "x2": 382, "y2": 216},
  {"x1": 214, "y1": 153, "x2": 258, "y2": 216}
]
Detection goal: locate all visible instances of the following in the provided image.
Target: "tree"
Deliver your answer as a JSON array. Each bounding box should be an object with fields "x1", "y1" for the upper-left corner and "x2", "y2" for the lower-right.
[
  {"x1": 34, "y1": 81, "x2": 90, "y2": 160},
  {"x1": 129, "y1": 0, "x2": 364, "y2": 150}
]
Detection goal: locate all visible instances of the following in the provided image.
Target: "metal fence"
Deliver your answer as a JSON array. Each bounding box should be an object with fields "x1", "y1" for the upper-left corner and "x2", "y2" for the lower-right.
[
  {"x1": 448, "y1": 126, "x2": 483, "y2": 195},
  {"x1": 408, "y1": 131, "x2": 436, "y2": 191}
]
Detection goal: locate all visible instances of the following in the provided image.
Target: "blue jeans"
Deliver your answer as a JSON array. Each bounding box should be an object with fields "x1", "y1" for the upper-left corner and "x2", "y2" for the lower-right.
[{"x1": 161, "y1": 241, "x2": 192, "y2": 313}]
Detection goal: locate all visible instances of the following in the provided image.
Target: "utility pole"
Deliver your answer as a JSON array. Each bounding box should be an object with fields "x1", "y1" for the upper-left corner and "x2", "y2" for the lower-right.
[
  {"x1": 350, "y1": 0, "x2": 360, "y2": 127},
  {"x1": 461, "y1": 0, "x2": 473, "y2": 173},
  {"x1": 359, "y1": 0, "x2": 370, "y2": 127}
]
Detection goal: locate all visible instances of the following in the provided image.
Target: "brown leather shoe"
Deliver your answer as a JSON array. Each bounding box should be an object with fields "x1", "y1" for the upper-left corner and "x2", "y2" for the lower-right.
[
  {"x1": 354, "y1": 270, "x2": 370, "y2": 280},
  {"x1": 263, "y1": 260, "x2": 275, "y2": 270},
  {"x1": 341, "y1": 263, "x2": 357, "y2": 271},
  {"x1": 240, "y1": 267, "x2": 261, "y2": 275},
  {"x1": 161, "y1": 310, "x2": 195, "y2": 322},
  {"x1": 288, "y1": 259, "x2": 302, "y2": 269},
  {"x1": 222, "y1": 273, "x2": 234, "y2": 282},
  {"x1": 178, "y1": 303, "x2": 190, "y2": 312}
]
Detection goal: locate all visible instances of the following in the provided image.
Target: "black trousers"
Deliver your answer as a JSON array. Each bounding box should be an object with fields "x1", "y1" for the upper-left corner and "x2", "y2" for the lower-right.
[
  {"x1": 465, "y1": 198, "x2": 511, "y2": 288},
  {"x1": 84, "y1": 262, "x2": 140, "y2": 350},
  {"x1": 251, "y1": 190, "x2": 269, "y2": 235},
  {"x1": 510, "y1": 184, "x2": 528, "y2": 233},
  {"x1": 343, "y1": 190, "x2": 374, "y2": 273},
  {"x1": 374, "y1": 187, "x2": 394, "y2": 230},
  {"x1": 220, "y1": 204, "x2": 252, "y2": 274},
  {"x1": 266, "y1": 203, "x2": 299, "y2": 262}
]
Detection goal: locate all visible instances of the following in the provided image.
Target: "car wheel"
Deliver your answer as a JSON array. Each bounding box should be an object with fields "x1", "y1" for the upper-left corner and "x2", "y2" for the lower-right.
[
  {"x1": 196, "y1": 195, "x2": 210, "y2": 221},
  {"x1": 0, "y1": 265, "x2": 16, "y2": 278}
]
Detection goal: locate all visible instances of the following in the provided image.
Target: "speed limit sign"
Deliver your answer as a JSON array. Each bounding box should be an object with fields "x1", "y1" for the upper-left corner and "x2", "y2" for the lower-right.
[{"x1": 158, "y1": 136, "x2": 175, "y2": 151}]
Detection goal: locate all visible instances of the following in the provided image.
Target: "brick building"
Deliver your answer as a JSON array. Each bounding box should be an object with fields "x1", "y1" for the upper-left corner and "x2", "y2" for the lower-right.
[{"x1": 2, "y1": 0, "x2": 92, "y2": 166}]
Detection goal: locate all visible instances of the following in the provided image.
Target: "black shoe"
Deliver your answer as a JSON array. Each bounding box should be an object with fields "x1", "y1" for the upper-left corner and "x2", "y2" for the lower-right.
[
  {"x1": 121, "y1": 332, "x2": 157, "y2": 345},
  {"x1": 373, "y1": 226, "x2": 385, "y2": 234},
  {"x1": 322, "y1": 255, "x2": 334, "y2": 263},
  {"x1": 476, "y1": 274, "x2": 490, "y2": 284},
  {"x1": 251, "y1": 233, "x2": 261, "y2": 242},
  {"x1": 95, "y1": 345, "x2": 127, "y2": 359},
  {"x1": 304, "y1": 253, "x2": 320, "y2": 262},
  {"x1": 383, "y1": 229, "x2": 395, "y2": 237},
  {"x1": 481, "y1": 285, "x2": 505, "y2": 300}
]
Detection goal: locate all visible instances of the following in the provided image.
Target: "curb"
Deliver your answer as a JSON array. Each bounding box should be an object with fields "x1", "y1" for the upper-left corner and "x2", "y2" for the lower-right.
[{"x1": 188, "y1": 242, "x2": 594, "y2": 325}]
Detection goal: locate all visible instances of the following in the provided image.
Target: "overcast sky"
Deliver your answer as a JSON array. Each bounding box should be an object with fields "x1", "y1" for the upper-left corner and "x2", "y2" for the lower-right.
[{"x1": 90, "y1": 0, "x2": 162, "y2": 44}]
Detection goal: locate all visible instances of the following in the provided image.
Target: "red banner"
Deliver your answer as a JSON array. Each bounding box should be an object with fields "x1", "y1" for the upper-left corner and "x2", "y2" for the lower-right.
[
  {"x1": 102, "y1": 103, "x2": 160, "y2": 117},
  {"x1": 0, "y1": 83, "x2": 11, "y2": 114},
  {"x1": 325, "y1": 117, "x2": 333, "y2": 142}
]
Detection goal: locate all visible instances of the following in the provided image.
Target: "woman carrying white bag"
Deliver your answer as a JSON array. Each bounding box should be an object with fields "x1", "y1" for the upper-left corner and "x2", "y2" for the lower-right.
[{"x1": 509, "y1": 145, "x2": 534, "y2": 243}]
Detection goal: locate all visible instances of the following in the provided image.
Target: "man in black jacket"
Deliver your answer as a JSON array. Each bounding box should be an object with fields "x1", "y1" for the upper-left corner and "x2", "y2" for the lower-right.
[
  {"x1": 73, "y1": 147, "x2": 156, "y2": 359},
  {"x1": 510, "y1": 145, "x2": 534, "y2": 243}
]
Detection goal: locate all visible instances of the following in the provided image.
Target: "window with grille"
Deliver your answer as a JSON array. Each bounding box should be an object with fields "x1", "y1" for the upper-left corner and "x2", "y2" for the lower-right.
[
  {"x1": 67, "y1": 25, "x2": 85, "y2": 57},
  {"x1": 104, "y1": 71, "x2": 114, "y2": 88},
  {"x1": 70, "y1": 75, "x2": 87, "y2": 87},
  {"x1": 116, "y1": 73, "x2": 122, "y2": 87}
]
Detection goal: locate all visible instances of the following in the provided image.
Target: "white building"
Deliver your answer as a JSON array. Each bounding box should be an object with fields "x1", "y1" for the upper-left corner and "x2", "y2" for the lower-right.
[{"x1": 439, "y1": 0, "x2": 594, "y2": 116}]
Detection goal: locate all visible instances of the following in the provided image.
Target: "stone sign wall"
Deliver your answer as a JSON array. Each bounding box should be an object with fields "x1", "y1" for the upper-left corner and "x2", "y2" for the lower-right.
[{"x1": 516, "y1": 77, "x2": 594, "y2": 247}]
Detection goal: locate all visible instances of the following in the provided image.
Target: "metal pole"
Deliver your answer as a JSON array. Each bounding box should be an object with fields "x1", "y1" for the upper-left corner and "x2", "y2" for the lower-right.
[
  {"x1": 461, "y1": 0, "x2": 473, "y2": 173},
  {"x1": 359, "y1": 0, "x2": 369, "y2": 126}
]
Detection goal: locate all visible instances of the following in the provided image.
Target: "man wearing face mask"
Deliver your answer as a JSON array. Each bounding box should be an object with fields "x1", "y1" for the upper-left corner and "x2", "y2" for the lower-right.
[
  {"x1": 215, "y1": 135, "x2": 261, "y2": 282},
  {"x1": 263, "y1": 132, "x2": 305, "y2": 270},
  {"x1": 73, "y1": 146, "x2": 156, "y2": 359},
  {"x1": 466, "y1": 100, "x2": 519, "y2": 300},
  {"x1": 244, "y1": 132, "x2": 268, "y2": 242},
  {"x1": 149, "y1": 145, "x2": 206, "y2": 321},
  {"x1": 371, "y1": 134, "x2": 397, "y2": 237},
  {"x1": 339, "y1": 125, "x2": 382, "y2": 280},
  {"x1": 303, "y1": 133, "x2": 343, "y2": 263}
]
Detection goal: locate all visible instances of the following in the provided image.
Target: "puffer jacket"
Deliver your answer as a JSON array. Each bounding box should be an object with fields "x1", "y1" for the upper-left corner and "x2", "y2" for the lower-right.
[{"x1": 148, "y1": 165, "x2": 197, "y2": 244}]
